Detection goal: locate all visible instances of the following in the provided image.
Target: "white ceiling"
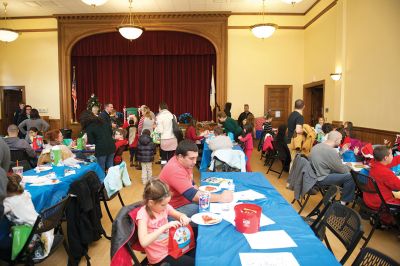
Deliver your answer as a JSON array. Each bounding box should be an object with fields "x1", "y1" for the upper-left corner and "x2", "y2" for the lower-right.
[{"x1": 6, "y1": 0, "x2": 318, "y2": 17}]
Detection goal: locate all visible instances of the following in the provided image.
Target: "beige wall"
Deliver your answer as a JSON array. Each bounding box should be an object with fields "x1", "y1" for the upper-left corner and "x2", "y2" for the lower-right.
[
  {"x1": 0, "y1": 19, "x2": 59, "y2": 119},
  {"x1": 304, "y1": 2, "x2": 339, "y2": 122},
  {"x1": 2, "y1": 0, "x2": 399, "y2": 132},
  {"x1": 344, "y1": 0, "x2": 400, "y2": 132},
  {"x1": 228, "y1": 15, "x2": 305, "y2": 119}
]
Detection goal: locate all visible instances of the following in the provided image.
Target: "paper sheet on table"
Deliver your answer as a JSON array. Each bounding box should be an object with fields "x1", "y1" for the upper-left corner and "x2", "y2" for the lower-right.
[
  {"x1": 63, "y1": 157, "x2": 82, "y2": 168},
  {"x1": 239, "y1": 252, "x2": 299, "y2": 266},
  {"x1": 220, "y1": 208, "x2": 275, "y2": 227},
  {"x1": 234, "y1": 189, "x2": 266, "y2": 201},
  {"x1": 244, "y1": 230, "x2": 297, "y2": 249},
  {"x1": 64, "y1": 169, "x2": 76, "y2": 176},
  {"x1": 30, "y1": 179, "x2": 60, "y2": 186},
  {"x1": 210, "y1": 201, "x2": 238, "y2": 214}
]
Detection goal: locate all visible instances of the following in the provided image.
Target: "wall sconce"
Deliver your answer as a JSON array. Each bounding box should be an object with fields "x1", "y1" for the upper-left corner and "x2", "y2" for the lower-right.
[{"x1": 330, "y1": 73, "x2": 342, "y2": 81}]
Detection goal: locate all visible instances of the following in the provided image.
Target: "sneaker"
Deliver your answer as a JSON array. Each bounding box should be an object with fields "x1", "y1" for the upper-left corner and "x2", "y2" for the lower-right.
[{"x1": 155, "y1": 161, "x2": 161, "y2": 164}]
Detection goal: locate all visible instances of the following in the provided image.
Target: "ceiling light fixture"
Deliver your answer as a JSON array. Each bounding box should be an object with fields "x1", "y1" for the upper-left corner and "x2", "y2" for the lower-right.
[
  {"x1": 250, "y1": 0, "x2": 277, "y2": 39},
  {"x1": 281, "y1": 0, "x2": 304, "y2": 4},
  {"x1": 0, "y1": 2, "x2": 18, "y2": 43},
  {"x1": 330, "y1": 73, "x2": 342, "y2": 81},
  {"x1": 81, "y1": 0, "x2": 108, "y2": 7},
  {"x1": 117, "y1": 0, "x2": 144, "y2": 41}
]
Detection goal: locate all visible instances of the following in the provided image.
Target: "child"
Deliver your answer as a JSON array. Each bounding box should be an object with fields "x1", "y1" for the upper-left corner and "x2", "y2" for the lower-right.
[
  {"x1": 113, "y1": 128, "x2": 128, "y2": 165},
  {"x1": 4, "y1": 174, "x2": 38, "y2": 226},
  {"x1": 3, "y1": 174, "x2": 56, "y2": 259},
  {"x1": 364, "y1": 146, "x2": 400, "y2": 224},
  {"x1": 315, "y1": 117, "x2": 324, "y2": 134},
  {"x1": 262, "y1": 113, "x2": 274, "y2": 135},
  {"x1": 136, "y1": 129, "x2": 156, "y2": 185},
  {"x1": 136, "y1": 179, "x2": 194, "y2": 266},
  {"x1": 126, "y1": 116, "x2": 139, "y2": 168},
  {"x1": 238, "y1": 124, "x2": 254, "y2": 172},
  {"x1": 25, "y1": 127, "x2": 41, "y2": 146}
]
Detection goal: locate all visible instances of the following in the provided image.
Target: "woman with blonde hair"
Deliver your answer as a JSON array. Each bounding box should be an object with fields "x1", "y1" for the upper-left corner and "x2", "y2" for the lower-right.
[{"x1": 138, "y1": 106, "x2": 155, "y2": 135}]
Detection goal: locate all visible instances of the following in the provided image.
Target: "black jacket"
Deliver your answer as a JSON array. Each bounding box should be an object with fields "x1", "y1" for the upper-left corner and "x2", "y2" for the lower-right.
[
  {"x1": 85, "y1": 122, "x2": 115, "y2": 157},
  {"x1": 99, "y1": 110, "x2": 111, "y2": 128},
  {"x1": 136, "y1": 134, "x2": 155, "y2": 163},
  {"x1": 66, "y1": 171, "x2": 102, "y2": 266}
]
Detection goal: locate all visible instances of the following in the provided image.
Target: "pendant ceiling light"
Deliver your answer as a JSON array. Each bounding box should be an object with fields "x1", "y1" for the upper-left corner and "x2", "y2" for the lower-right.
[
  {"x1": 117, "y1": 0, "x2": 144, "y2": 41},
  {"x1": 81, "y1": 0, "x2": 108, "y2": 7},
  {"x1": 0, "y1": 2, "x2": 19, "y2": 43},
  {"x1": 250, "y1": 0, "x2": 277, "y2": 39},
  {"x1": 281, "y1": 0, "x2": 304, "y2": 4}
]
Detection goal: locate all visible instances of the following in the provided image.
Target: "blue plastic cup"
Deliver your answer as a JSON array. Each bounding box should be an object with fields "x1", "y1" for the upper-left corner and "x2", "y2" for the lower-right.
[{"x1": 53, "y1": 165, "x2": 65, "y2": 177}]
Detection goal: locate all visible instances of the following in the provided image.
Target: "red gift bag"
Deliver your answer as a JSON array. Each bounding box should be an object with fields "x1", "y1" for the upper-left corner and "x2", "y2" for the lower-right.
[{"x1": 168, "y1": 225, "x2": 195, "y2": 259}]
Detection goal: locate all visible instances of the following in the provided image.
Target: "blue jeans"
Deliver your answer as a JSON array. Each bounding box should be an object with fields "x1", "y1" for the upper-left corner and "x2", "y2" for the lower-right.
[
  {"x1": 97, "y1": 153, "x2": 114, "y2": 171},
  {"x1": 176, "y1": 203, "x2": 199, "y2": 218},
  {"x1": 317, "y1": 172, "x2": 355, "y2": 202},
  {"x1": 169, "y1": 203, "x2": 199, "y2": 228}
]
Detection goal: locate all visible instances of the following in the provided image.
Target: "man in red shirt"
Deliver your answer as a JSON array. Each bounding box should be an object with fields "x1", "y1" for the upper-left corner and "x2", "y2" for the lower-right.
[
  {"x1": 159, "y1": 140, "x2": 233, "y2": 217},
  {"x1": 365, "y1": 146, "x2": 400, "y2": 211}
]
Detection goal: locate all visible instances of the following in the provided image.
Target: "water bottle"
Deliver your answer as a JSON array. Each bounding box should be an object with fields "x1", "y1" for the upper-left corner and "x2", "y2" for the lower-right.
[{"x1": 199, "y1": 191, "x2": 210, "y2": 212}]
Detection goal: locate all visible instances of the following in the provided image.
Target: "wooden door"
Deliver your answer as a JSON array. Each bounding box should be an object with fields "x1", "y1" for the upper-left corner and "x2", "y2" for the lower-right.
[
  {"x1": 1, "y1": 86, "x2": 25, "y2": 135},
  {"x1": 303, "y1": 81, "x2": 324, "y2": 126},
  {"x1": 264, "y1": 85, "x2": 292, "y2": 128}
]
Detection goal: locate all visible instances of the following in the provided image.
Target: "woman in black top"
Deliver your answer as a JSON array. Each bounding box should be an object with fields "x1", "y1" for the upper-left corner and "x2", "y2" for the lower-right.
[{"x1": 80, "y1": 110, "x2": 115, "y2": 171}]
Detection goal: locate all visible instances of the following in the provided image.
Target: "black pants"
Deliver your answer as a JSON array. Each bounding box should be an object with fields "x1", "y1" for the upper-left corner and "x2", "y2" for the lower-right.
[
  {"x1": 160, "y1": 149, "x2": 175, "y2": 163},
  {"x1": 154, "y1": 248, "x2": 195, "y2": 266}
]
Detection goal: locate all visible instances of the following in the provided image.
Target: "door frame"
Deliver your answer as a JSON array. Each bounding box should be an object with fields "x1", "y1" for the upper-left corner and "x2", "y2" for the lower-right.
[
  {"x1": 0, "y1": 86, "x2": 26, "y2": 134},
  {"x1": 264, "y1": 84, "x2": 293, "y2": 123},
  {"x1": 303, "y1": 80, "x2": 325, "y2": 125}
]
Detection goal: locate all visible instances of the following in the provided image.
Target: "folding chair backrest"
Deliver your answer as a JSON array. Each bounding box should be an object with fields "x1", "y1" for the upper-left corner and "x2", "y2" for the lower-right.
[
  {"x1": 352, "y1": 247, "x2": 400, "y2": 266},
  {"x1": 10, "y1": 149, "x2": 29, "y2": 162},
  {"x1": 308, "y1": 185, "x2": 339, "y2": 226},
  {"x1": 212, "y1": 156, "x2": 240, "y2": 172},
  {"x1": 314, "y1": 202, "x2": 364, "y2": 264},
  {"x1": 350, "y1": 170, "x2": 388, "y2": 209},
  {"x1": 13, "y1": 195, "x2": 71, "y2": 262},
  {"x1": 272, "y1": 140, "x2": 290, "y2": 161},
  {"x1": 37, "y1": 195, "x2": 71, "y2": 233}
]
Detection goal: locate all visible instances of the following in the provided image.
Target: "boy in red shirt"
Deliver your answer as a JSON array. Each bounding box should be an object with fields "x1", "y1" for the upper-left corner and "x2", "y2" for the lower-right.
[{"x1": 365, "y1": 146, "x2": 400, "y2": 217}]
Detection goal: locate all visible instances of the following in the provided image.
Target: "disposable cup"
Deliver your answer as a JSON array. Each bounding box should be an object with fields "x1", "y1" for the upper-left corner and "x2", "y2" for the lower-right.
[{"x1": 12, "y1": 166, "x2": 23, "y2": 176}]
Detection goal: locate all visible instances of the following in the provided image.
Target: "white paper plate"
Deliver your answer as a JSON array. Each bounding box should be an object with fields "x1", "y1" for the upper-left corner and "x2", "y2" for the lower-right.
[
  {"x1": 191, "y1": 212, "x2": 222, "y2": 226},
  {"x1": 199, "y1": 185, "x2": 220, "y2": 193}
]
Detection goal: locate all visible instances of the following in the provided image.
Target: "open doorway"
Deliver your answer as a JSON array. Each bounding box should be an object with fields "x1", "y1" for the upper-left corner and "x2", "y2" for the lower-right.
[
  {"x1": 0, "y1": 86, "x2": 25, "y2": 135},
  {"x1": 264, "y1": 85, "x2": 292, "y2": 128},
  {"x1": 303, "y1": 81, "x2": 324, "y2": 127}
]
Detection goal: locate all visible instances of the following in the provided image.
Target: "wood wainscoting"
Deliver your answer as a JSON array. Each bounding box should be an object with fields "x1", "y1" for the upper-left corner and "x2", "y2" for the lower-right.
[
  {"x1": 49, "y1": 119, "x2": 62, "y2": 132},
  {"x1": 332, "y1": 121, "x2": 399, "y2": 145}
]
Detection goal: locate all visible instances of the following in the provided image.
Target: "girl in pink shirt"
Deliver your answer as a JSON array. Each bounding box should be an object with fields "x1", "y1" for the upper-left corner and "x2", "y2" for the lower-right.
[
  {"x1": 238, "y1": 124, "x2": 254, "y2": 172},
  {"x1": 136, "y1": 179, "x2": 194, "y2": 266}
]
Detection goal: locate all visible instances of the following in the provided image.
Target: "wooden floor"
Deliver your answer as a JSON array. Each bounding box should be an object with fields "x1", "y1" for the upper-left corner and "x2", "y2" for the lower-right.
[{"x1": 40, "y1": 149, "x2": 399, "y2": 266}]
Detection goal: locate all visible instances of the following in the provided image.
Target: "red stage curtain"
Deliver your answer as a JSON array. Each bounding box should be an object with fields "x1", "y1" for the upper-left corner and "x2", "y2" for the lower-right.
[{"x1": 71, "y1": 31, "x2": 216, "y2": 121}]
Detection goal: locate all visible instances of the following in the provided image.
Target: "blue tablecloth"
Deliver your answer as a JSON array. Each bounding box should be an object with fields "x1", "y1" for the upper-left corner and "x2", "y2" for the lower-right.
[
  {"x1": 199, "y1": 141, "x2": 243, "y2": 172},
  {"x1": 195, "y1": 172, "x2": 340, "y2": 266},
  {"x1": 24, "y1": 162, "x2": 105, "y2": 212}
]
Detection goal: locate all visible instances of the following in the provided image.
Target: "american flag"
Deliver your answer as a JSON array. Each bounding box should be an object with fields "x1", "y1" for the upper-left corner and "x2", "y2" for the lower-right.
[{"x1": 71, "y1": 66, "x2": 77, "y2": 121}]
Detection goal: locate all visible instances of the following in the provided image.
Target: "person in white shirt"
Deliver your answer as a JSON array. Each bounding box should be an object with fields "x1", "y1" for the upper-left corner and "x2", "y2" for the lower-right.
[
  {"x1": 3, "y1": 174, "x2": 38, "y2": 226},
  {"x1": 207, "y1": 126, "x2": 233, "y2": 152}
]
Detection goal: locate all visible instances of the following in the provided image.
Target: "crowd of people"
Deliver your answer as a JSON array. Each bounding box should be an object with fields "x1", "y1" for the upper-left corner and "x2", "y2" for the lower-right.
[{"x1": 1, "y1": 98, "x2": 399, "y2": 265}]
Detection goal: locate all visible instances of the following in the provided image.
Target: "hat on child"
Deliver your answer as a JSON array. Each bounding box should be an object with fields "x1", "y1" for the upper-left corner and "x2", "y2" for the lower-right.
[{"x1": 361, "y1": 143, "x2": 374, "y2": 159}]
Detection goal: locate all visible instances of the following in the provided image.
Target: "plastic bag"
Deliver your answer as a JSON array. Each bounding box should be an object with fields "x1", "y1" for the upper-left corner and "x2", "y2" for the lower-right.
[
  {"x1": 150, "y1": 131, "x2": 161, "y2": 144},
  {"x1": 11, "y1": 225, "x2": 32, "y2": 260}
]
